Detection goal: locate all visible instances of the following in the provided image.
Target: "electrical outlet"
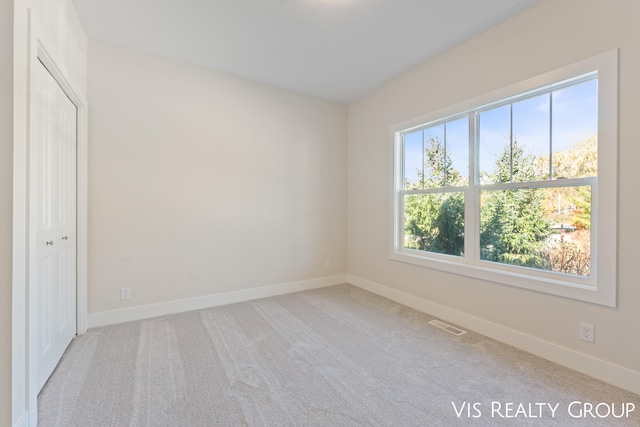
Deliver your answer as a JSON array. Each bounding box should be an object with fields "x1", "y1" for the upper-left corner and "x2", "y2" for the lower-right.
[
  {"x1": 120, "y1": 287, "x2": 131, "y2": 301},
  {"x1": 579, "y1": 322, "x2": 594, "y2": 343},
  {"x1": 325, "y1": 258, "x2": 332, "y2": 269}
]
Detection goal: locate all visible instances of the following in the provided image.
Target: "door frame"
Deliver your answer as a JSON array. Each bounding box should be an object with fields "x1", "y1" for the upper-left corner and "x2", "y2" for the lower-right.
[{"x1": 12, "y1": 11, "x2": 88, "y2": 427}]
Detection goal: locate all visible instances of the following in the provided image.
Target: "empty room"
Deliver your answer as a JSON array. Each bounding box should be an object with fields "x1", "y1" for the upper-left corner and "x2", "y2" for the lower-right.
[{"x1": 2, "y1": 0, "x2": 640, "y2": 426}]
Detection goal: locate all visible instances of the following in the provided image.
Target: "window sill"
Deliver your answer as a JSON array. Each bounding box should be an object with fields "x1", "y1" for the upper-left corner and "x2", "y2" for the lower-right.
[{"x1": 389, "y1": 249, "x2": 615, "y2": 307}]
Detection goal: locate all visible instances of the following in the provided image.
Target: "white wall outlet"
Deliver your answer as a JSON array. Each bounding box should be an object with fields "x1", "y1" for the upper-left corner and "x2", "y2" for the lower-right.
[
  {"x1": 120, "y1": 287, "x2": 131, "y2": 301},
  {"x1": 579, "y1": 322, "x2": 594, "y2": 343},
  {"x1": 325, "y1": 258, "x2": 332, "y2": 269}
]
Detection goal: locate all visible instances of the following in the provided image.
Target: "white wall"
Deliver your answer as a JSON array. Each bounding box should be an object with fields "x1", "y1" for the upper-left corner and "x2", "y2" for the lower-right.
[
  {"x1": 348, "y1": 0, "x2": 640, "y2": 392},
  {"x1": 87, "y1": 40, "x2": 348, "y2": 316},
  {"x1": 10, "y1": 0, "x2": 87, "y2": 425},
  {"x1": 1, "y1": 2, "x2": 14, "y2": 425}
]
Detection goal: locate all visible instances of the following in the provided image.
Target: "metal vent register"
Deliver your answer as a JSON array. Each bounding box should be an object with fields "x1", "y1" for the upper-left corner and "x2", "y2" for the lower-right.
[{"x1": 428, "y1": 319, "x2": 467, "y2": 336}]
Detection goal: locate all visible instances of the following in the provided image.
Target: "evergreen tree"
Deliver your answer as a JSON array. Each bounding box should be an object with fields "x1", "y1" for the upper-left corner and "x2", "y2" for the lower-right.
[
  {"x1": 480, "y1": 141, "x2": 550, "y2": 268},
  {"x1": 404, "y1": 137, "x2": 465, "y2": 256},
  {"x1": 404, "y1": 133, "x2": 593, "y2": 276}
]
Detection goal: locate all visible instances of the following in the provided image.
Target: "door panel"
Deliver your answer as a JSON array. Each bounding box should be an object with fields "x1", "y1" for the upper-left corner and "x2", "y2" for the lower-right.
[{"x1": 34, "y1": 60, "x2": 77, "y2": 391}]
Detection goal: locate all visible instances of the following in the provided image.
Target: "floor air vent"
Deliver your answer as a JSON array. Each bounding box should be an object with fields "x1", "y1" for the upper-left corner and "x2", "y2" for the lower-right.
[{"x1": 428, "y1": 319, "x2": 466, "y2": 336}]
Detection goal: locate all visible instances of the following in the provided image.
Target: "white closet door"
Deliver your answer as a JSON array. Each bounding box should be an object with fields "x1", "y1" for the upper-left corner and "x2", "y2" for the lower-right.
[{"x1": 33, "y1": 60, "x2": 77, "y2": 391}]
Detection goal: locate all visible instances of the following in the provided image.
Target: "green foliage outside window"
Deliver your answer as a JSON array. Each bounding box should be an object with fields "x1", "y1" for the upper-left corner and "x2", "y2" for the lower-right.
[
  {"x1": 404, "y1": 136, "x2": 465, "y2": 256},
  {"x1": 404, "y1": 136, "x2": 595, "y2": 276}
]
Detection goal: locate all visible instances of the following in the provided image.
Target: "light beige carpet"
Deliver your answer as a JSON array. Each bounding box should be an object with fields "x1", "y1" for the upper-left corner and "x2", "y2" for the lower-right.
[{"x1": 39, "y1": 284, "x2": 639, "y2": 426}]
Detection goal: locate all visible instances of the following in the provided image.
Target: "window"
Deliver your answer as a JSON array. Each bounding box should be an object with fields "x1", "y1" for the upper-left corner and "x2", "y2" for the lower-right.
[{"x1": 391, "y1": 50, "x2": 617, "y2": 306}]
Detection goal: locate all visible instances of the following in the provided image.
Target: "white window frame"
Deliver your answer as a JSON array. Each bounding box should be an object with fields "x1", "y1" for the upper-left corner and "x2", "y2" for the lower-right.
[{"x1": 390, "y1": 50, "x2": 618, "y2": 307}]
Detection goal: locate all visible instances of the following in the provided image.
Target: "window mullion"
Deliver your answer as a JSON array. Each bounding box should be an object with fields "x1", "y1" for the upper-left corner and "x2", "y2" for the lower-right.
[
  {"x1": 443, "y1": 124, "x2": 447, "y2": 186},
  {"x1": 509, "y1": 104, "x2": 514, "y2": 183},
  {"x1": 403, "y1": 187, "x2": 466, "y2": 195},
  {"x1": 479, "y1": 177, "x2": 595, "y2": 191},
  {"x1": 466, "y1": 112, "x2": 478, "y2": 264},
  {"x1": 421, "y1": 130, "x2": 425, "y2": 189},
  {"x1": 549, "y1": 91, "x2": 553, "y2": 179}
]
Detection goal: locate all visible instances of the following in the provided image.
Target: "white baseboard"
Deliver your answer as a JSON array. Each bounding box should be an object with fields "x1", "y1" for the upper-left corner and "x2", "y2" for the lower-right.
[
  {"x1": 347, "y1": 274, "x2": 640, "y2": 396},
  {"x1": 88, "y1": 274, "x2": 348, "y2": 328}
]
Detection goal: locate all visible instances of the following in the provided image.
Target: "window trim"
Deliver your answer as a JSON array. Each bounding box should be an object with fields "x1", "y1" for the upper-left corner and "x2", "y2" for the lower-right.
[{"x1": 390, "y1": 50, "x2": 617, "y2": 307}]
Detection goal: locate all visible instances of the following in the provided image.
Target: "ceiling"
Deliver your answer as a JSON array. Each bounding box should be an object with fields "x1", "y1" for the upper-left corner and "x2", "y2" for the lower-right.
[{"x1": 72, "y1": 0, "x2": 541, "y2": 103}]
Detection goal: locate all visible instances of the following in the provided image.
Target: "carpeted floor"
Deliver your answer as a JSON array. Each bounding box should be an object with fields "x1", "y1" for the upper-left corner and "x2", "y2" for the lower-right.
[{"x1": 38, "y1": 284, "x2": 639, "y2": 426}]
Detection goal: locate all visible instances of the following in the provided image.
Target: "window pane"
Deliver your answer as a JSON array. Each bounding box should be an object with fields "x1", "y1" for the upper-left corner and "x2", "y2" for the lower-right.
[
  {"x1": 445, "y1": 117, "x2": 469, "y2": 186},
  {"x1": 404, "y1": 130, "x2": 423, "y2": 189},
  {"x1": 422, "y1": 124, "x2": 446, "y2": 187},
  {"x1": 551, "y1": 79, "x2": 598, "y2": 179},
  {"x1": 404, "y1": 192, "x2": 464, "y2": 256},
  {"x1": 480, "y1": 186, "x2": 591, "y2": 277},
  {"x1": 512, "y1": 94, "x2": 550, "y2": 181},
  {"x1": 479, "y1": 105, "x2": 511, "y2": 184}
]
